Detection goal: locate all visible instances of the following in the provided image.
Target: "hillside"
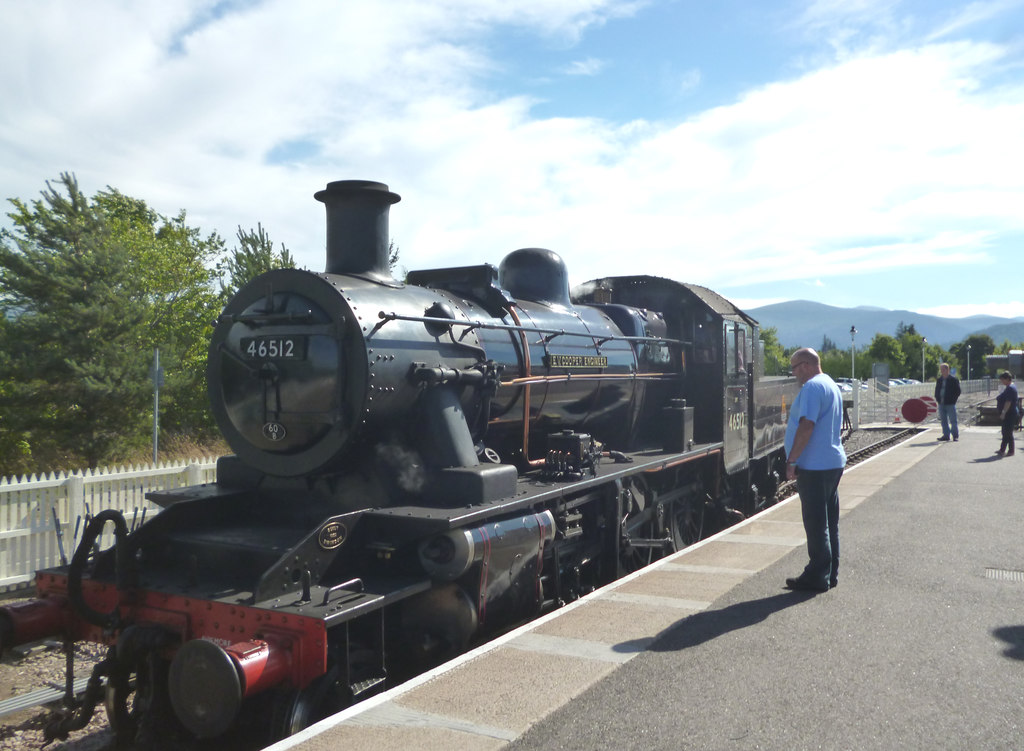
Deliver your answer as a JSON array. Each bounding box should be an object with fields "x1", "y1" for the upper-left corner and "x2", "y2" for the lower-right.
[{"x1": 745, "y1": 300, "x2": 1024, "y2": 349}]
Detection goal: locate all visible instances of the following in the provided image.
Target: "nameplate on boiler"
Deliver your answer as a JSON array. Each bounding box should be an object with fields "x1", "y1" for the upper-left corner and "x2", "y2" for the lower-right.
[{"x1": 544, "y1": 354, "x2": 608, "y2": 369}]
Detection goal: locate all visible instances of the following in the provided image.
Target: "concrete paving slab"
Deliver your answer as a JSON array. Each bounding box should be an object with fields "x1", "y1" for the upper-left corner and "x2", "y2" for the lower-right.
[
  {"x1": 396, "y1": 646, "x2": 616, "y2": 734},
  {"x1": 531, "y1": 596, "x2": 694, "y2": 644},
  {"x1": 618, "y1": 566, "x2": 747, "y2": 602},
  {"x1": 294, "y1": 721, "x2": 508, "y2": 751}
]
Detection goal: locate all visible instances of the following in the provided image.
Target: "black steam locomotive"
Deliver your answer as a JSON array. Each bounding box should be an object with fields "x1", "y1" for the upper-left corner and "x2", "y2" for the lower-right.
[{"x1": 0, "y1": 180, "x2": 798, "y2": 748}]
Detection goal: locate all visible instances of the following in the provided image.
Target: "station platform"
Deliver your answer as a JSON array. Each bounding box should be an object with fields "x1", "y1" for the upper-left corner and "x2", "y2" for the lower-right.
[{"x1": 267, "y1": 425, "x2": 1024, "y2": 751}]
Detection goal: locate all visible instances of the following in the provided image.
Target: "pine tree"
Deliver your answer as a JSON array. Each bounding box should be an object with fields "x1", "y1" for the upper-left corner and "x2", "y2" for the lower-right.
[
  {"x1": 218, "y1": 224, "x2": 295, "y2": 300},
  {"x1": 0, "y1": 174, "x2": 149, "y2": 468},
  {"x1": 0, "y1": 174, "x2": 223, "y2": 474}
]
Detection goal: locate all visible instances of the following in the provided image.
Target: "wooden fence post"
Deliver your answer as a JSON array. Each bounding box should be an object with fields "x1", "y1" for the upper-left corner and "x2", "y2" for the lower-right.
[{"x1": 67, "y1": 474, "x2": 85, "y2": 537}]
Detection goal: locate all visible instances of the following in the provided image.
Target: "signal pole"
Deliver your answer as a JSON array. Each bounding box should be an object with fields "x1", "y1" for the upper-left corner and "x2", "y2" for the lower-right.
[{"x1": 850, "y1": 326, "x2": 857, "y2": 380}]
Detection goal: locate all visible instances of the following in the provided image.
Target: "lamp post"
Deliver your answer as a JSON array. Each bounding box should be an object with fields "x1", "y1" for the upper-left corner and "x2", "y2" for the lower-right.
[
  {"x1": 966, "y1": 344, "x2": 971, "y2": 382},
  {"x1": 850, "y1": 326, "x2": 857, "y2": 380},
  {"x1": 921, "y1": 337, "x2": 927, "y2": 382}
]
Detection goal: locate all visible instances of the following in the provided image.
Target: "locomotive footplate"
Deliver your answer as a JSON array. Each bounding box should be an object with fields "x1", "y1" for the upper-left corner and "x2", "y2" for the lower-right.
[
  {"x1": 256, "y1": 575, "x2": 431, "y2": 627},
  {"x1": 367, "y1": 439, "x2": 724, "y2": 531}
]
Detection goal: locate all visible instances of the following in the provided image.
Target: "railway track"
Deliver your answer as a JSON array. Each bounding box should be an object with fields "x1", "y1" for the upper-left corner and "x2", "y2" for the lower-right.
[
  {"x1": 844, "y1": 426, "x2": 922, "y2": 465},
  {"x1": 0, "y1": 426, "x2": 924, "y2": 750},
  {"x1": 0, "y1": 677, "x2": 90, "y2": 721}
]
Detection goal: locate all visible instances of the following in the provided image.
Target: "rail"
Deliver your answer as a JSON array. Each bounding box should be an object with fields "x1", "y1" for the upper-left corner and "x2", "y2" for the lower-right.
[{"x1": 0, "y1": 459, "x2": 218, "y2": 593}]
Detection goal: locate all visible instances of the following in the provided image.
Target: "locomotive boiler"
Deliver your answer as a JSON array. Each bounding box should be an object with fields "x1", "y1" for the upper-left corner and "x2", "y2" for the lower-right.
[{"x1": 0, "y1": 180, "x2": 798, "y2": 748}]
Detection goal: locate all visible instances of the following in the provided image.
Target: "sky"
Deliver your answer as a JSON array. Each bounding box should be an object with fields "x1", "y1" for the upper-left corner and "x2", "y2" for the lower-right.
[{"x1": 2, "y1": 0, "x2": 1023, "y2": 320}]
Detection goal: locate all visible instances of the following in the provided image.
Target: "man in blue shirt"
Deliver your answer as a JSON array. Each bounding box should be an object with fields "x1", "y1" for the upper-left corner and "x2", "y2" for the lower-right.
[{"x1": 784, "y1": 348, "x2": 847, "y2": 592}]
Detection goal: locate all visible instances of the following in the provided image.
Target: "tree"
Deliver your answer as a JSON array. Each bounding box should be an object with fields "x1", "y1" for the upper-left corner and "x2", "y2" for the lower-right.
[
  {"x1": 865, "y1": 334, "x2": 904, "y2": 378},
  {"x1": 759, "y1": 326, "x2": 786, "y2": 375},
  {"x1": 896, "y1": 329, "x2": 928, "y2": 380},
  {"x1": 218, "y1": 224, "x2": 295, "y2": 300},
  {"x1": 0, "y1": 174, "x2": 223, "y2": 474},
  {"x1": 895, "y1": 321, "x2": 918, "y2": 338},
  {"x1": 95, "y1": 188, "x2": 225, "y2": 434},
  {"x1": 820, "y1": 348, "x2": 851, "y2": 380},
  {"x1": 950, "y1": 334, "x2": 995, "y2": 380}
]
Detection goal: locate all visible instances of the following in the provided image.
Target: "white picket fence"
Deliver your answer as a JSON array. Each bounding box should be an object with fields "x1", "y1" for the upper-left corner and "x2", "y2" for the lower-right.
[{"x1": 0, "y1": 459, "x2": 218, "y2": 593}]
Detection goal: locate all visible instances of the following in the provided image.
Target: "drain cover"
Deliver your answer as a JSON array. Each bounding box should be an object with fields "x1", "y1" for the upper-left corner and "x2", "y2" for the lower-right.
[{"x1": 985, "y1": 568, "x2": 1024, "y2": 582}]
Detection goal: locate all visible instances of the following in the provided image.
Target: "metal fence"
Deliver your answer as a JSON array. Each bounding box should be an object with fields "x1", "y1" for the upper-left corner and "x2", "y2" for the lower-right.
[
  {"x1": 0, "y1": 459, "x2": 218, "y2": 593},
  {"x1": 855, "y1": 378, "x2": 997, "y2": 426}
]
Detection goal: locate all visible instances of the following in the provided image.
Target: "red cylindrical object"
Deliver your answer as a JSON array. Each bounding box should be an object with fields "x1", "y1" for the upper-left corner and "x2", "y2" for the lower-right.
[
  {"x1": 0, "y1": 596, "x2": 67, "y2": 648},
  {"x1": 226, "y1": 638, "x2": 293, "y2": 696}
]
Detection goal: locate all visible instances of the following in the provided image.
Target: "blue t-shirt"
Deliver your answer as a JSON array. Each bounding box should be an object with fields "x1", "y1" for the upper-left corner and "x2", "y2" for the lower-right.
[{"x1": 785, "y1": 374, "x2": 847, "y2": 470}]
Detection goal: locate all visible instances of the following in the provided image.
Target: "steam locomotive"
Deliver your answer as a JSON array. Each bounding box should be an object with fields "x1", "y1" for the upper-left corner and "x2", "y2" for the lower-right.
[{"x1": 0, "y1": 180, "x2": 798, "y2": 748}]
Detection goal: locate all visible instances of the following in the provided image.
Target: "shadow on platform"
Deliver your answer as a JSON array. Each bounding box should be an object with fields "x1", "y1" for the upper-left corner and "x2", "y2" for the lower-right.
[
  {"x1": 628, "y1": 591, "x2": 821, "y2": 655},
  {"x1": 992, "y1": 625, "x2": 1024, "y2": 660}
]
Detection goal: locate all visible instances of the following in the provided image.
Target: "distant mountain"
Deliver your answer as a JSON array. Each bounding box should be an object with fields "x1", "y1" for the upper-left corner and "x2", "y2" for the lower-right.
[{"x1": 745, "y1": 300, "x2": 1024, "y2": 349}]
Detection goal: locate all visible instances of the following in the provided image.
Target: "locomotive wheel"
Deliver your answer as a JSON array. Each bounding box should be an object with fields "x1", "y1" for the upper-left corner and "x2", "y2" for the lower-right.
[
  {"x1": 618, "y1": 481, "x2": 663, "y2": 574},
  {"x1": 105, "y1": 660, "x2": 156, "y2": 748},
  {"x1": 619, "y1": 510, "x2": 657, "y2": 573},
  {"x1": 271, "y1": 667, "x2": 341, "y2": 739},
  {"x1": 668, "y1": 495, "x2": 705, "y2": 551},
  {"x1": 105, "y1": 672, "x2": 138, "y2": 747}
]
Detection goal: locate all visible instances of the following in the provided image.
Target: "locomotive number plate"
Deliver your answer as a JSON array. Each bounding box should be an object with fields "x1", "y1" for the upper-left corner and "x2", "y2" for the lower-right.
[{"x1": 240, "y1": 336, "x2": 307, "y2": 360}]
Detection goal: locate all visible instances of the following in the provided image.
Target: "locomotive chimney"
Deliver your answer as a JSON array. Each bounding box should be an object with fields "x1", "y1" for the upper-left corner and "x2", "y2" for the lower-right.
[{"x1": 314, "y1": 180, "x2": 401, "y2": 284}]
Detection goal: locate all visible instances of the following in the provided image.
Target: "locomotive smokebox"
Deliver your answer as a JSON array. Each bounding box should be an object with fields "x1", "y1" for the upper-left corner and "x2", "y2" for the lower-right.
[{"x1": 315, "y1": 179, "x2": 401, "y2": 284}]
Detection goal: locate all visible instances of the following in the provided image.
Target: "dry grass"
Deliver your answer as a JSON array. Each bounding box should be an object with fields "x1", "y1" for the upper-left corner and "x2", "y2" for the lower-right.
[{"x1": 120, "y1": 432, "x2": 230, "y2": 466}]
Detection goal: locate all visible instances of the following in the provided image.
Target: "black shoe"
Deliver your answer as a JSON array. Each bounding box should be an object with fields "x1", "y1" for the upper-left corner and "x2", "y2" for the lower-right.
[
  {"x1": 785, "y1": 577, "x2": 829, "y2": 592},
  {"x1": 829, "y1": 581, "x2": 838, "y2": 589},
  {"x1": 937, "y1": 436, "x2": 950, "y2": 441},
  {"x1": 953, "y1": 437, "x2": 958, "y2": 441}
]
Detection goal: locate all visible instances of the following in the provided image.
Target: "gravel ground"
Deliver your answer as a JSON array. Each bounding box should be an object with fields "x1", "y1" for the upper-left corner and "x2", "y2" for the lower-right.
[{"x1": 0, "y1": 615, "x2": 111, "y2": 751}]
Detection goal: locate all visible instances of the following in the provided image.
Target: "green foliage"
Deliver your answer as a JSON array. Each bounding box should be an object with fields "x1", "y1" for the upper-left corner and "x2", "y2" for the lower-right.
[
  {"x1": 758, "y1": 326, "x2": 787, "y2": 374},
  {"x1": 950, "y1": 334, "x2": 995, "y2": 380},
  {"x1": 896, "y1": 329, "x2": 928, "y2": 380},
  {"x1": 0, "y1": 174, "x2": 223, "y2": 475},
  {"x1": 218, "y1": 224, "x2": 295, "y2": 301},
  {"x1": 866, "y1": 334, "x2": 905, "y2": 378},
  {"x1": 895, "y1": 321, "x2": 917, "y2": 338},
  {"x1": 993, "y1": 338, "x2": 1024, "y2": 354},
  {"x1": 388, "y1": 240, "x2": 405, "y2": 280},
  {"x1": 820, "y1": 348, "x2": 852, "y2": 380}
]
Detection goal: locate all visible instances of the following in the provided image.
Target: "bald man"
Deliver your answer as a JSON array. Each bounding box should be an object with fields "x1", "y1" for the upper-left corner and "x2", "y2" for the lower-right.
[{"x1": 784, "y1": 348, "x2": 847, "y2": 592}]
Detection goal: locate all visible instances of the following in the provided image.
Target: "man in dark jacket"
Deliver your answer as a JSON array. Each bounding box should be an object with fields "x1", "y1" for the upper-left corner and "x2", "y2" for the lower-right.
[{"x1": 935, "y1": 362, "x2": 961, "y2": 441}]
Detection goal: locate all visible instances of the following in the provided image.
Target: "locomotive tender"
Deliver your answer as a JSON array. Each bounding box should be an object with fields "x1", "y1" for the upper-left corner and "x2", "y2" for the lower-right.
[{"x1": 0, "y1": 180, "x2": 798, "y2": 747}]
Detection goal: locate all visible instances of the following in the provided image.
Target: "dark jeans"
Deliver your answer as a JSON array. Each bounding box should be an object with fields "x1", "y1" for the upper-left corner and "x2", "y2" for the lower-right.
[
  {"x1": 796, "y1": 467, "x2": 844, "y2": 587},
  {"x1": 1000, "y1": 413, "x2": 1016, "y2": 453}
]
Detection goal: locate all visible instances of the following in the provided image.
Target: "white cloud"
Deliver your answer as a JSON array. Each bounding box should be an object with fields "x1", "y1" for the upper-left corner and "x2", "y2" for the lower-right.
[
  {"x1": 1, "y1": 0, "x2": 1022, "y2": 320},
  {"x1": 563, "y1": 57, "x2": 607, "y2": 76},
  {"x1": 915, "y1": 302, "x2": 1024, "y2": 319}
]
